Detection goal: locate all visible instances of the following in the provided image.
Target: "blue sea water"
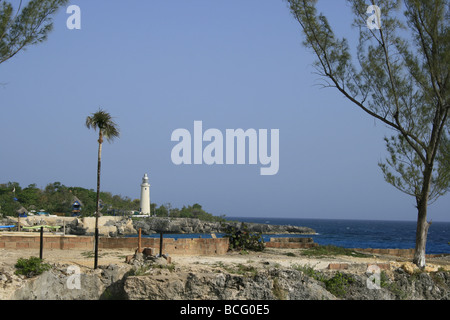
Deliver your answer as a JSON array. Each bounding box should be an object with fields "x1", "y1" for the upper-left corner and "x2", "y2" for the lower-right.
[
  {"x1": 230, "y1": 217, "x2": 450, "y2": 255},
  {"x1": 137, "y1": 217, "x2": 450, "y2": 254}
]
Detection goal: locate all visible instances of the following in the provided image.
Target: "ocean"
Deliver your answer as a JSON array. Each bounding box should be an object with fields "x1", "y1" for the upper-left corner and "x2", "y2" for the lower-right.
[
  {"x1": 231, "y1": 217, "x2": 450, "y2": 255},
  {"x1": 138, "y1": 217, "x2": 450, "y2": 254}
]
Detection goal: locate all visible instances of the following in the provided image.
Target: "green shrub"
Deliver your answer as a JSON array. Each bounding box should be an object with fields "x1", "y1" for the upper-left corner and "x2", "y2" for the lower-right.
[
  {"x1": 285, "y1": 252, "x2": 296, "y2": 257},
  {"x1": 292, "y1": 263, "x2": 326, "y2": 282},
  {"x1": 14, "y1": 257, "x2": 51, "y2": 278},
  {"x1": 300, "y1": 245, "x2": 368, "y2": 258},
  {"x1": 324, "y1": 272, "x2": 353, "y2": 298},
  {"x1": 223, "y1": 223, "x2": 265, "y2": 252},
  {"x1": 292, "y1": 264, "x2": 353, "y2": 298}
]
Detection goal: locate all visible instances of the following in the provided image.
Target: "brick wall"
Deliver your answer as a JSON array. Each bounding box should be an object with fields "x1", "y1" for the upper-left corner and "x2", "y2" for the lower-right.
[
  {"x1": 0, "y1": 234, "x2": 229, "y2": 255},
  {"x1": 0, "y1": 234, "x2": 94, "y2": 250},
  {"x1": 265, "y1": 237, "x2": 318, "y2": 249},
  {"x1": 3, "y1": 234, "x2": 443, "y2": 258},
  {"x1": 101, "y1": 236, "x2": 230, "y2": 255},
  {"x1": 352, "y1": 248, "x2": 445, "y2": 258},
  {"x1": 353, "y1": 248, "x2": 415, "y2": 258}
]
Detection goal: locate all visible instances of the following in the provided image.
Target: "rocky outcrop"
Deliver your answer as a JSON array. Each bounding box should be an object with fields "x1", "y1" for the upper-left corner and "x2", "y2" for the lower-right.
[
  {"x1": 334, "y1": 268, "x2": 450, "y2": 300},
  {"x1": 3, "y1": 261, "x2": 448, "y2": 300},
  {"x1": 3, "y1": 216, "x2": 315, "y2": 236},
  {"x1": 9, "y1": 264, "x2": 132, "y2": 300},
  {"x1": 123, "y1": 251, "x2": 333, "y2": 300},
  {"x1": 132, "y1": 218, "x2": 316, "y2": 235},
  {"x1": 122, "y1": 267, "x2": 450, "y2": 300},
  {"x1": 123, "y1": 268, "x2": 336, "y2": 300}
]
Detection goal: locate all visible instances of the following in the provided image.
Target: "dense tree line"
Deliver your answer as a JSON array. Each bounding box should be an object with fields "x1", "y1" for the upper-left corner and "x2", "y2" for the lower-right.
[
  {"x1": 0, "y1": 181, "x2": 136, "y2": 216},
  {"x1": 0, "y1": 182, "x2": 225, "y2": 222}
]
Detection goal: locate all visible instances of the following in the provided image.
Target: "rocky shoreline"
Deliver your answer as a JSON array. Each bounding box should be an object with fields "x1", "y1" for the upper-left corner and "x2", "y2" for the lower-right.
[
  {"x1": 1, "y1": 248, "x2": 449, "y2": 300},
  {"x1": 133, "y1": 217, "x2": 315, "y2": 235},
  {"x1": 1, "y1": 216, "x2": 316, "y2": 236}
]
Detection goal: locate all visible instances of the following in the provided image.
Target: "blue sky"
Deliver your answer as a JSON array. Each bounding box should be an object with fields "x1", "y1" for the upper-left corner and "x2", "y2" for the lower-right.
[{"x1": 0, "y1": 0, "x2": 448, "y2": 221}]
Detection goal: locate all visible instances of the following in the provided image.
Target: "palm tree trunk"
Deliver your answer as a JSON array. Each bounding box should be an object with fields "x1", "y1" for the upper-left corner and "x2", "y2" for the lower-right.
[{"x1": 94, "y1": 133, "x2": 103, "y2": 269}]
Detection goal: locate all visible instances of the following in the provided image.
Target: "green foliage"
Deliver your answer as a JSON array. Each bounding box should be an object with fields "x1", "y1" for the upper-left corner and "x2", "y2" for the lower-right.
[
  {"x1": 292, "y1": 264, "x2": 353, "y2": 298},
  {"x1": 380, "y1": 133, "x2": 450, "y2": 204},
  {"x1": 129, "y1": 265, "x2": 150, "y2": 276},
  {"x1": 324, "y1": 272, "x2": 354, "y2": 298},
  {"x1": 215, "y1": 262, "x2": 259, "y2": 277},
  {"x1": 130, "y1": 261, "x2": 175, "y2": 276},
  {"x1": 85, "y1": 108, "x2": 120, "y2": 143},
  {"x1": 300, "y1": 245, "x2": 369, "y2": 258},
  {"x1": 224, "y1": 223, "x2": 265, "y2": 252},
  {"x1": 0, "y1": 181, "x2": 141, "y2": 217},
  {"x1": 285, "y1": 252, "x2": 296, "y2": 257},
  {"x1": 0, "y1": 181, "x2": 225, "y2": 223},
  {"x1": 287, "y1": 0, "x2": 449, "y2": 211},
  {"x1": 0, "y1": 0, "x2": 69, "y2": 64},
  {"x1": 287, "y1": 0, "x2": 449, "y2": 267},
  {"x1": 288, "y1": 0, "x2": 450, "y2": 201},
  {"x1": 14, "y1": 257, "x2": 51, "y2": 278},
  {"x1": 0, "y1": 182, "x2": 21, "y2": 214},
  {"x1": 154, "y1": 202, "x2": 226, "y2": 223},
  {"x1": 292, "y1": 263, "x2": 326, "y2": 282}
]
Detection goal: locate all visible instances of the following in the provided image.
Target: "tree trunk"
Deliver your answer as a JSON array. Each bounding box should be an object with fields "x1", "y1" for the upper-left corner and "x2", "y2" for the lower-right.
[
  {"x1": 413, "y1": 203, "x2": 431, "y2": 269},
  {"x1": 94, "y1": 134, "x2": 103, "y2": 270},
  {"x1": 413, "y1": 165, "x2": 433, "y2": 269},
  {"x1": 96, "y1": 138, "x2": 102, "y2": 227}
]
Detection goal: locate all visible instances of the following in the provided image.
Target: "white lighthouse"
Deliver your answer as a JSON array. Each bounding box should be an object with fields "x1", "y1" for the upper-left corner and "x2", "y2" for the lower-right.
[{"x1": 140, "y1": 173, "x2": 151, "y2": 215}]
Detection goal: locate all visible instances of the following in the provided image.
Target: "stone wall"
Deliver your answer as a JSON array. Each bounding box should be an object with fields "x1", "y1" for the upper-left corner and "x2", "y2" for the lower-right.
[
  {"x1": 352, "y1": 248, "x2": 445, "y2": 259},
  {"x1": 0, "y1": 234, "x2": 93, "y2": 250},
  {"x1": 4, "y1": 216, "x2": 135, "y2": 236},
  {"x1": 353, "y1": 248, "x2": 415, "y2": 258},
  {"x1": 3, "y1": 234, "x2": 445, "y2": 258},
  {"x1": 0, "y1": 234, "x2": 229, "y2": 255},
  {"x1": 101, "y1": 237, "x2": 229, "y2": 255},
  {"x1": 265, "y1": 237, "x2": 318, "y2": 249}
]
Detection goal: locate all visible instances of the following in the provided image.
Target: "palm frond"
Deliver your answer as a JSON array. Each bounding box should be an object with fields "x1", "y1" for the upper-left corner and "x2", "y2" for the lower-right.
[{"x1": 85, "y1": 108, "x2": 120, "y2": 142}]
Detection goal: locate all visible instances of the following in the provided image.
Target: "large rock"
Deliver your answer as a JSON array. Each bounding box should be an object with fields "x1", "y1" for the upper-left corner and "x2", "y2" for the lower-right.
[
  {"x1": 123, "y1": 267, "x2": 336, "y2": 300},
  {"x1": 12, "y1": 264, "x2": 132, "y2": 300},
  {"x1": 388, "y1": 269, "x2": 450, "y2": 300},
  {"x1": 78, "y1": 216, "x2": 124, "y2": 236}
]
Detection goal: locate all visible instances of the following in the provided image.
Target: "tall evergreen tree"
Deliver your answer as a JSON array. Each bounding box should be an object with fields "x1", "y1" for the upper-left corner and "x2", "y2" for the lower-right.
[{"x1": 286, "y1": 0, "x2": 449, "y2": 267}]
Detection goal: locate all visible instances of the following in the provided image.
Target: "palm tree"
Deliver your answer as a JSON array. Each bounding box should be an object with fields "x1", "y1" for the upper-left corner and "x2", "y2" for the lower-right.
[{"x1": 85, "y1": 108, "x2": 120, "y2": 269}]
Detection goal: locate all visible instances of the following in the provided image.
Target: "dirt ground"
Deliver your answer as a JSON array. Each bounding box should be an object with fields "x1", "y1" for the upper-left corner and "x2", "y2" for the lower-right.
[{"x1": 1, "y1": 246, "x2": 449, "y2": 274}]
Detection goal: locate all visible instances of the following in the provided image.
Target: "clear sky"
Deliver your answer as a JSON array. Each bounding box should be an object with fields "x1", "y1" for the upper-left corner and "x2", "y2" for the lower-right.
[{"x1": 1, "y1": 1, "x2": 448, "y2": 222}]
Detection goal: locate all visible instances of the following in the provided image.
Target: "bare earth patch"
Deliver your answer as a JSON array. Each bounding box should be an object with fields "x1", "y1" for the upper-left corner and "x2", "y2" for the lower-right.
[{"x1": 1, "y1": 246, "x2": 448, "y2": 274}]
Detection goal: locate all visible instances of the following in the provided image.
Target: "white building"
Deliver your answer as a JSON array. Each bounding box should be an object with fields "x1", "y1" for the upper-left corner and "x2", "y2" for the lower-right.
[{"x1": 140, "y1": 173, "x2": 151, "y2": 215}]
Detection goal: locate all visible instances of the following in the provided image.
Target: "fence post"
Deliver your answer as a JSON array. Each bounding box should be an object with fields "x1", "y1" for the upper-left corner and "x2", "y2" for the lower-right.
[
  {"x1": 159, "y1": 232, "x2": 163, "y2": 257},
  {"x1": 39, "y1": 226, "x2": 44, "y2": 259},
  {"x1": 138, "y1": 228, "x2": 142, "y2": 253}
]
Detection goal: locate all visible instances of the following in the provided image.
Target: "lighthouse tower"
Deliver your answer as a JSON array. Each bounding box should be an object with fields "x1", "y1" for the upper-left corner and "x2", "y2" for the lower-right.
[{"x1": 140, "y1": 173, "x2": 151, "y2": 215}]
